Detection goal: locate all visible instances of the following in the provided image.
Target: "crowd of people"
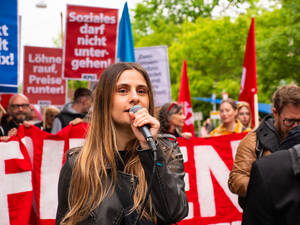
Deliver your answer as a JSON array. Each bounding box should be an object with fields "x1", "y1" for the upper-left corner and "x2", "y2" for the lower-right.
[{"x1": 1, "y1": 61, "x2": 300, "y2": 225}]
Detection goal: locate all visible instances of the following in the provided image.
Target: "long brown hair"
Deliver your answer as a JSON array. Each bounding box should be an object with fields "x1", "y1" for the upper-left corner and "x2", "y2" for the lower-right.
[
  {"x1": 60, "y1": 63, "x2": 155, "y2": 225},
  {"x1": 159, "y1": 101, "x2": 183, "y2": 133}
]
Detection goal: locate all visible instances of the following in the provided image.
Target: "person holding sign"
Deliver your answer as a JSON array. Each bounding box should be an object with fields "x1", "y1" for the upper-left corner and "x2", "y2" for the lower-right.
[
  {"x1": 55, "y1": 62, "x2": 188, "y2": 225},
  {"x1": 0, "y1": 94, "x2": 31, "y2": 137},
  {"x1": 51, "y1": 87, "x2": 92, "y2": 134}
]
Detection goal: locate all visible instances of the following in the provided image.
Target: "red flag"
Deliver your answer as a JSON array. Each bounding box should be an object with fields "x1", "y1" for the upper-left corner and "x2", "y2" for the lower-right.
[
  {"x1": 178, "y1": 60, "x2": 195, "y2": 136},
  {"x1": 0, "y1": 93, "x2": 13, "y2": 110},
  {"x1": 239, "y1": 18, "x2": 259, "y2": 128}
]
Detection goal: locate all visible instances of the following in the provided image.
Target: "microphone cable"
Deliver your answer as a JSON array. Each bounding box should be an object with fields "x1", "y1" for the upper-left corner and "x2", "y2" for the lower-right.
[{"x1": 133, "y1": 137, "x2": 157, "y2": 225}]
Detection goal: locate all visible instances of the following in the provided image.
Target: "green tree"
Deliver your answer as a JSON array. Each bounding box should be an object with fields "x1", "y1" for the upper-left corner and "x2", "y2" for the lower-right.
[
  {"x1": 132, "y1": 0, "x2": 300, "y2": 118},
  {"x1": 133, "y1": 0, "x2": 257, "y2": 36}
]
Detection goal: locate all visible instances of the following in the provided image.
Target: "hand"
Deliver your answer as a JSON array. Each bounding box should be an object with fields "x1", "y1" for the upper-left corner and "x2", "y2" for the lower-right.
[
  {"x1": 0, "y1": 136, "x2": 11, "y2": 142},
  {"x1": 23, "y1": 120, "x2": 33, "y2": 128},
  {"x1": 129, "y1": 107, "x2": 160, "y2": 149},
  {"x1": 69, "y1": 118, "x2": 83, "y2": 126},
  {"x1": 182, "y1": 132, "x2": 192, "y2": 139},
  {"x1": 7, "y1": 128, "x2": 17, "y2": 137}
]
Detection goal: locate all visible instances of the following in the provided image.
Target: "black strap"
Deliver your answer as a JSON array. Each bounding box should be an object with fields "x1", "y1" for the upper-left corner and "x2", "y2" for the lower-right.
[
  {"x1": 255, "y1": 137, "x2": 264, "y2": 159},
  {"x1": 288, "y1": 144, "x2": 300, "y2": 176}
]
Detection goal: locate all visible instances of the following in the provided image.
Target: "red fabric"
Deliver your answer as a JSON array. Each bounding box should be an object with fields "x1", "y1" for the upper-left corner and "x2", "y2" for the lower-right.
[
  {"x1": 178, "y1": 60, "x2": 195, "y2": 136},
  {"x1": 23, "y1": 46, "x2": 66, "y2": 105},
  {"x1": 17, "y1": 124, "x2": 89, "y2": 225},
  {"x1": 239, "y1": 18, "x2": 257, "y2": 128},
  {"x1": 1, "y1": 124, "x2": 245, "y2": 225},
  {"x1": 0, "y1": 135, "x2": 33, "y2": 225},
  {"x1": 63, "y1": 5, "x2": 118, "y2": 80},
  {"x1": 0, "y1": 93, "x2": 13, "y2": 110}
]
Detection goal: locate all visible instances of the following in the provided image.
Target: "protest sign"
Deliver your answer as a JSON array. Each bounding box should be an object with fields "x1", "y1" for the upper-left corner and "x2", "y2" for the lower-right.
[
  {"x1": 135, "y1": 46, "x2": 171, "y2": 107},
  {"x1": 63, "y1": 5, "x2": 118, "y2": 80},
  {"x1": 23, "y1": 46, "x2": 66, "y2": 105},
  {"x1": 0, "y1": 0, "x2": 18, "y2": 93}
]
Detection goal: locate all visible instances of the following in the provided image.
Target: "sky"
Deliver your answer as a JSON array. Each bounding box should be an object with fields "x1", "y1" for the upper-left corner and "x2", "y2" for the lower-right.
[{"x1": 19, "y1": 0, "x2": 140, "y2": 48}]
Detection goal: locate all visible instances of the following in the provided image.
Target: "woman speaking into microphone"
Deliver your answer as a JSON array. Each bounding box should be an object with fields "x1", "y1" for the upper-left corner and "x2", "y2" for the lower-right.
[{"x1": 55, "y1": 62, "x2": 188, "y2": 225}]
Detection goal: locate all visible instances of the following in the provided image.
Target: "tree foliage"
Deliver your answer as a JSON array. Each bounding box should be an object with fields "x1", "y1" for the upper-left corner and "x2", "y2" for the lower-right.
[
  {"x1": 132, "y1": 0, "x2": 300, "y2": 117},
  {"x1": 133, "y1": 0, "x2": 257, "y2": 35}
]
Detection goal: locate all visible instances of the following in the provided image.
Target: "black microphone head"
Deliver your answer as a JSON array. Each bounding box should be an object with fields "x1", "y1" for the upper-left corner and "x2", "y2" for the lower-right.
[{"x1": 129, "y1": 105, "x2": 143, "y2": 114}]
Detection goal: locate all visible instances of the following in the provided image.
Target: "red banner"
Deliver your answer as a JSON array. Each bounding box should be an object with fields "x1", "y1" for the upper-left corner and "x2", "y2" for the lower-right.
[
  {"x1": 178, "y1": 60, "x2": 195, "y2": 136},
  {"x1": 0, "y1": 136, "x2": 32, "y2": 225},
  {"x1": 23, "y1": 46, "x2": 66, "y2": 106},
  {"x1": 1, "y1": 124, "x2": 245, "y2": 225},
  {"x1": 63, "y1": 5, "x2": 118, "y2": 80}
]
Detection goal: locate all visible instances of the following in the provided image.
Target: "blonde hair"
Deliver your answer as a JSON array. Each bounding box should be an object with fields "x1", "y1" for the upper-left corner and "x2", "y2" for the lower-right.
[
  {"x1": 237, "y1": 101, "x2": 252, "y2": 128},
  {"x1": 60, "y1": 63, "x2": 156, "y2": 225},
  {"x1": 43, "y1": 106, "x2": 60, "y2": 129}
]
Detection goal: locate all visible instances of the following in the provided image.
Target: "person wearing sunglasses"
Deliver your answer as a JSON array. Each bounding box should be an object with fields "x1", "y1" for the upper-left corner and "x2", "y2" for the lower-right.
[
  {"x1": 228, "y1": 84, "x2": 300, "y2": 209},
  {"x1": 0, "y1": 94, "x2": 31, "y2": 137}
]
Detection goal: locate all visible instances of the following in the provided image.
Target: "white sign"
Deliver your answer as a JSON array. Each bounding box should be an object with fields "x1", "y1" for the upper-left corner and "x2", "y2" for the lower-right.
[{"x1": 135, "y1": 46, "x2": 171, "y2": 107}]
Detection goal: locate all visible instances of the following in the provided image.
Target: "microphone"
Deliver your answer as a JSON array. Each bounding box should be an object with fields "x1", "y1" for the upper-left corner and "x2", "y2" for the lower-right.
[
  {"x1": 129, "y1": 105, "x2": 157, "y2": 152},
  {"x1": 129, "y1": 105, "x2": 153, "y2": 140},
  {"x1": 130, "y1": 105, "x2": 158, "y2": 225}
]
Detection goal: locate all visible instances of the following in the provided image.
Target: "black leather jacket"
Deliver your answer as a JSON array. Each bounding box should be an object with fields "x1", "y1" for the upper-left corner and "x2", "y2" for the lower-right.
[{"x1": 55, "y1": 134, "x2": 188, "y2": 225}]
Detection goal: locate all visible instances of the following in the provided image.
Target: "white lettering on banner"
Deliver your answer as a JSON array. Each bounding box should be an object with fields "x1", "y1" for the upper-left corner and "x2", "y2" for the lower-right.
[
  {"x1": 0, "y1": 24, "x2": 9, "y2": 36},
  {"x1": 33, "y1": 64, "x2": 57, "y2": 74},
  {"x1": 184, "y1": 173, "x2": 190, "y2": 191},
  {"x1": 0, "y1": 141, "x2": 32, "y2": 224},
  {"x1": 29, "y1": 74, "x2": 62, "y2": 85},
  {"x1": 28, "y1": 54, "x2": 62, "y2": 64},
  {"x1": 69, "y1": 138, "x2": 85, "y2": 149},
  {"x1": 180, "y1": 146, "x2": 188, "y2": 163},
  {"x1": 185, "y1": 202, "x2": 194, "y2": 220},
  {"x1": 0, "y1": 37, "x2": 8, "y2": 50},
  {"x1": 40, "y1": 140, "x2": 64, "y2": 219},
  {"x1": 230, "y1": 140, "x2": 241, "y2": 161},
  {"x1": 26, "y1": 85, "x2": 64, "y2": 95},
  {"x1": 0, "y1": 52, "x2": 14, "y2": 65},
  {"x1": 71, "y1": 58, "x2": 111, "y2": 70},
  {"x1": 21, "y1": 136, "x2": 34, "y2": 166},
  {"x1": 194, "y1": 145, "x2": 242, "y2": 217},
  {"x1": 68, "y1": 12, "x2": 116, "y2": 24}
]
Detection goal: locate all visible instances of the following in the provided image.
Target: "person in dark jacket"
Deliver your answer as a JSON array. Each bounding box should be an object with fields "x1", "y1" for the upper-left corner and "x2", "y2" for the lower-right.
[
  {"x1": 55, "y1": 62, "x2": 188, "y2": 225},
  {"x1": 158, "y1": 101, "x2": 192, "y2": 139},
  {"x1": 1, "y1": 94, "x2": 31, "y2": 136},
  {"x1": 51, "y1": 87, "x2": 92, "y2": 134},
  {"x1": 242, "y1": 125, "x2": 300, "y2": 225}
]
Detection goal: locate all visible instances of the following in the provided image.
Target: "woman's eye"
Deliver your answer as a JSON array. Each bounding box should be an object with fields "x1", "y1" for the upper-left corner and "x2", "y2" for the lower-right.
[
  {"x1": 118, "y1": 88, "x2": 127, "y2": 94},
  {"x1": 137, "y1": 89, "x2": 147, "y2": 95}
]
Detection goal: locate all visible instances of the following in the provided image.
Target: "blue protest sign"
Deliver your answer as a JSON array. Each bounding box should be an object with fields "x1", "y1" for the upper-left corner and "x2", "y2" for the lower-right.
[{"x1": 0, "y1": 0, "x2": 18, "y2": 93}]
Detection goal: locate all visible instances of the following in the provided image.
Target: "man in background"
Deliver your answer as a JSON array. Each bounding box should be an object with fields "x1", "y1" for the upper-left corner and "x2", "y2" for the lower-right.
[
  {"x1": 242, "y1": 125, "x2": 300, "y2": 224},
  {"x1": 51, "y1": 87, "x2": 92, "y2": 134},
  {"x1": 0, "y1": 94, "x2": 31, "y2": 136},
  {"x1": 228, "y1": 84, "x2": 300, "y2": 207}
]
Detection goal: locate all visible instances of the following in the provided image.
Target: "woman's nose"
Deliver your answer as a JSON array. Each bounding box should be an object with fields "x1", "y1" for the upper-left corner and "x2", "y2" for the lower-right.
[{"x1": 129, "y1": 90, "x2": 139, "y2": 103}]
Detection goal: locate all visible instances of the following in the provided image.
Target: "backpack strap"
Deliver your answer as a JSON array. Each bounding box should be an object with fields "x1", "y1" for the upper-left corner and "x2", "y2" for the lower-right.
[
  {"x1": 288, "y1": 144, "x2": 300, "y2": 176},
  {"x1": 255, "y1": 136, "x2": 264, "y2": 159}
]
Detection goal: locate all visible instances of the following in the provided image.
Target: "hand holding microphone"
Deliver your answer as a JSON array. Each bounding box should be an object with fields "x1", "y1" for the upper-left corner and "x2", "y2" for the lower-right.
[{"x1": 129, "y1": 105, "x2": 160, "y2": 150}]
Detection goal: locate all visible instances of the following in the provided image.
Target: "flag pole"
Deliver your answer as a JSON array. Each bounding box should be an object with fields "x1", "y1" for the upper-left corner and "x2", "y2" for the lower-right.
[{"x1": 254, "y1": 93, "x2": 259, "y2": 128}]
